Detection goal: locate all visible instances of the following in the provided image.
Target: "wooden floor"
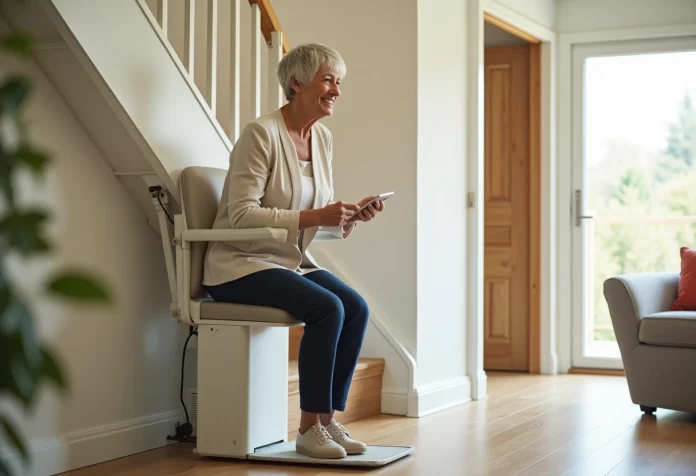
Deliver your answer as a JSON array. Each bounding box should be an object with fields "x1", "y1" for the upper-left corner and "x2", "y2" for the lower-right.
[{"x1": 62, "y1": 372, "x2": 696, "y2": 476}]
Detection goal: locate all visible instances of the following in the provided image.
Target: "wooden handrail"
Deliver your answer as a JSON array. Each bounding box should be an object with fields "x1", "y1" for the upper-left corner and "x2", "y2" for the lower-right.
[{"x1": 248, "y1": 0, "x2": 290, "y2": 54}]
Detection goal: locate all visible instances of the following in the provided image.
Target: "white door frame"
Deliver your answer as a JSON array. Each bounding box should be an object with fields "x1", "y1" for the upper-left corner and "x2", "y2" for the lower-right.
[
  {"x1": 556, "y1": 24, "x2": 696, "y2": 373},
  {"x1": 467, "y1": 1, "x2": 557, "y2": 401}
]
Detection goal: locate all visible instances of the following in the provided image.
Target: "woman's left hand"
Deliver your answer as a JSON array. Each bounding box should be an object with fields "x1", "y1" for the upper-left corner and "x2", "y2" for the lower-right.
[{"x1": 350, "y1": 196, "x2": 385, "y2": 223}]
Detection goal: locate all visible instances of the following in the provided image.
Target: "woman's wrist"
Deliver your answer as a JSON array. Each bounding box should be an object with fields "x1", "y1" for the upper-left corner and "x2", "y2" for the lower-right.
[{"x1": 299, "y1": 209, "x2": 322, "y2": 229}]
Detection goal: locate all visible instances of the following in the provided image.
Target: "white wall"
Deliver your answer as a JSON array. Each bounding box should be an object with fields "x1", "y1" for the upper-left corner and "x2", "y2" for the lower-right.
[
  {"x1": 415, "y1": 0, "x2": 469, "y2": 399},
  {"x1": 271, "y1": 0, "x2": 419, "y2": 397},
  {"x1": 487, "y1": 0, "x2": 556, "y2": 31},
  {"x1": 556, "y1": 0, "x2": 696, "y2": 33},
  {"x1": 0, "y1": 47, "x2": 182, "y2": 476}
]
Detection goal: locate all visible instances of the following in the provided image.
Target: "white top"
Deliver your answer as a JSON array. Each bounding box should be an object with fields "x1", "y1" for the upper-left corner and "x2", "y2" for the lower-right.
[{"x1": 298, "y1": 160, "x2": 315, "y2": 246}]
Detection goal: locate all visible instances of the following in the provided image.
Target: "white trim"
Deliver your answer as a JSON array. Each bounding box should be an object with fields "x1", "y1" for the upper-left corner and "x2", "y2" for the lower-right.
[
  {"x1": 556, "y1": 23, "x2": 696, "y2": 373},
  {"x1": 381, "y1": 387, "x2": 409, "y2": 416},
  {"x1": 466, "y1": 0, "x2": 487, "y2": 401},
  {"x1": 408, "y1": 377, "x2": 472, "y2": 418},
  {"x1": 483, "y1": 0, "x2": 555, "y2": 42},
  {"x1": 1, "y1": 410, "x2": 181, "y2": 476},
  {"x1": 472, "y1": 0, "x2": 559, "y2": 379},
  {"x1": 559, "y1": 23, "x2": 696, "y2": 45}
]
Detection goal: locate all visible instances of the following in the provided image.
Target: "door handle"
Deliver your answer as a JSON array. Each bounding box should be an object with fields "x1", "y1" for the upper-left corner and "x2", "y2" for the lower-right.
[{"x1": 574, "y1": 190, "x2": 595, "y2": 227}]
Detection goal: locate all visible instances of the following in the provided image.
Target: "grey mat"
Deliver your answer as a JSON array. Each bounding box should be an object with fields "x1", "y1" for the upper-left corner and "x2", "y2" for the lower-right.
[{"x1": 248, "y1": 441, "x2": 414, "y2": 467}]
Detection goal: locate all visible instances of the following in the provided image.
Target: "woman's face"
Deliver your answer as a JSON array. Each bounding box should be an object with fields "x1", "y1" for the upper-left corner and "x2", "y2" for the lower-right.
[{"x1": 295, "y1": 66, "x2": 342, "y2": 118}]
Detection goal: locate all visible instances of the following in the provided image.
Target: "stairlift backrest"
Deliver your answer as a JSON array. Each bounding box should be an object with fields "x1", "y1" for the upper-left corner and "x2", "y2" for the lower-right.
[{"x1": 179, "y1": 166, "x2": 227, "y2": 299}]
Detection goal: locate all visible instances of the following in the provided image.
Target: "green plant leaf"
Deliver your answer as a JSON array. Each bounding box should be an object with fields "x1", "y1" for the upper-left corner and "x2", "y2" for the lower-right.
[
  {"x1": 0, "y1": 77, "x2": 31, "y2": 115},
  {"x1": 46, "y1": 271, "x2": 111, "y2": 302},
  {"x1": 0, "y1": 33, "x2": 33, "y2": 56},
  {"x1": 0, "y1": 210, "x2": 51, "y2": 256},
  {"x1": 41, "y1": 347, "x2": 68, "y2": 391},
  {"x1": 16, "y1": 146, "x2": 49, "y2": 175},
  {"x1": 0, "y1": 286, "x2": 10, "y2": 316},
  {"x1": 1, "y1": 295, "x2": 41, "y2": 368},
  {"x1": 9, "y1": 354, "x2": 35, "y2": 405},
  {"x1": 0, "y1": 457, "x2": 12, "y2": 476},
  {"x1": 40, "y1": 346, "x2": 67, "y2": 391},
  {"x1": 0, "y1": 416, "x2": 28, "y2": 464}
]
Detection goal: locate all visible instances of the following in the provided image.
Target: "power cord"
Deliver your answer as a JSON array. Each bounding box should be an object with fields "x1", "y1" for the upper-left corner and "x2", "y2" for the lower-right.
[
  {"x1": 149, "y1": 186, "x2": 174, "y2": 224},
  {"x1": 167, "y1": 326, "x2": 198, "y2": 443}
]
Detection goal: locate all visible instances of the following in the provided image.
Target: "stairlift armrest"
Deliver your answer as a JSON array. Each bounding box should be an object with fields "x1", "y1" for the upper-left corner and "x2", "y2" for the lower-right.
[
  {"x1": 181, "y1": 228, "x2": 288, "y2": 243},
  {"x1": 313, "y1": 230, "x2": 344, "y2": 242}
]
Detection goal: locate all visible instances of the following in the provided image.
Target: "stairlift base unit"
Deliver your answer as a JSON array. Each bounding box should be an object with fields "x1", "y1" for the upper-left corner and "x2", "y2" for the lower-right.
[{"x1": 196, "y1": 324, "x2": 289, "y2": 459}]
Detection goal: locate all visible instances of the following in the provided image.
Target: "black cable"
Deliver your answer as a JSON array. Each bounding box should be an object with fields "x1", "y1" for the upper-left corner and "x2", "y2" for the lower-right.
[
  {"x1": 156, "y1": 191, "x2": 174, "y2": 224},
  {"x1": 168, "y1": 326, "x2": 197, "y2": 443}
]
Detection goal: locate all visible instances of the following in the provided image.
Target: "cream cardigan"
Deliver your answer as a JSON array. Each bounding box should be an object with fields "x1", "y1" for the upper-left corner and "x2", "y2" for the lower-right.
[{"x1": 203, "y1": 109, "x2": 353, "y2": 286}]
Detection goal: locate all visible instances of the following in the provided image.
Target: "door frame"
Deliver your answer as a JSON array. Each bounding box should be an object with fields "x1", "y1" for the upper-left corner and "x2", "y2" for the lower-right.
[
  {"x1": 467, "y1": 1, "x2": 556, "y2": 400},
  {"x1": 556, "y1": 23, "x2": 696, "y2": 374}
]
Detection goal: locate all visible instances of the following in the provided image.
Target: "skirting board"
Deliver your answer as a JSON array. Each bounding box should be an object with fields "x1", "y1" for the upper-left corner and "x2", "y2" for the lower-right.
[
  {"x1": 382, "y1": 377, "x2": 472, "y2": 418},
  {"x1": 1, "y1": 410, "x2": 182, "y2": 476}
]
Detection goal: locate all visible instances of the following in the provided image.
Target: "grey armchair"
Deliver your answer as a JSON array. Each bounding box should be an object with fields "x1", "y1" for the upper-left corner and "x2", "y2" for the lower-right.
[{"x1": 604, "y1": 272, "x2": 696, "y2": 415}]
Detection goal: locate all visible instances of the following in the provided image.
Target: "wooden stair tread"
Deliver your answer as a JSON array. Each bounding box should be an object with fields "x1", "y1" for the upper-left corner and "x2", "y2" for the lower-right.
[
  {"x1": 286, "y1": 357, "x2": 384, "y2": 439},
  {"x1": 288, "y1": 358, "x2": 384, "y2": 382}
]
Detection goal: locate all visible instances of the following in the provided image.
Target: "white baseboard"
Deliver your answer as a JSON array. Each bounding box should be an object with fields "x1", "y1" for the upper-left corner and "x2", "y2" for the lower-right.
[
  {"x1": 381, "y1": 387, "x2": 409, "y2": 416},
  {"x1": 471, "y1": 373, "x2": 488, "y2": 400},
  {"x1": 408, "y1": 377, "x2": 472, "y2": 417},
  {"x1": 2, "y1": 410, "x2": 183, "y2": 476}
]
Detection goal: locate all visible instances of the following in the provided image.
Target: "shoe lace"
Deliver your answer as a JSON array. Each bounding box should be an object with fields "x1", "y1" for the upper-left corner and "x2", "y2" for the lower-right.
[
  {"x1": 329, "y1": 421, "x2": 349, "y2": 439},
  {"x1": 313, "y1": 425, "x2": 332, "y2": 445}
]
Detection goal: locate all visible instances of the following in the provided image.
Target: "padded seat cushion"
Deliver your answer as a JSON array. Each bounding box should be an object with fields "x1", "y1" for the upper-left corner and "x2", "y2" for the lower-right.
[
  {"x1": 199, "y1": 300, "x2": 300, "y2": 325},
  {"x1": 639, "y1": 311, "x2": 696, "y2": 348}
]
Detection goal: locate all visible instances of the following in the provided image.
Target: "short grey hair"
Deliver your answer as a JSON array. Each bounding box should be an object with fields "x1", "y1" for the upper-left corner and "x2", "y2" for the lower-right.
[{"x1": 277, "y1": 43, "x2": 347, "y2": 102}]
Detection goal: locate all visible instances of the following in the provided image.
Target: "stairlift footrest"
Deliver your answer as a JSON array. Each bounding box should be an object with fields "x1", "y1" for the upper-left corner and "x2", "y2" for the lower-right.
[{"x1": 247, "y1": 441, "x2": 414, "y2": 467}]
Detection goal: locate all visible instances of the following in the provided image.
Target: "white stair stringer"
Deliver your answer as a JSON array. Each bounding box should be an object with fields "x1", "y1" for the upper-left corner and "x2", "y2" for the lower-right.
[{"x1": 3, "y1": 0, "x2": 232, "y2": 209}]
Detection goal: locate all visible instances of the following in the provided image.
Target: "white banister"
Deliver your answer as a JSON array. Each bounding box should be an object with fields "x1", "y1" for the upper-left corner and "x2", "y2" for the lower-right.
[
  {"x1": 156, "y1": 0, "x2": 168, "y2": 35},
  {"x1": 143, "y1": 0, "x2": 289, "y2": 138},
  {"x1": 206, "y1": 0, "x2": 218, "y2": 116},
  {"x1": 250, "y1": 3, "x2": 262, "y2": 120},
  {"x1": 184, "y1": 0, "x2": 196, "y2": 78},
  {"x1": 268, "y1": 30, "x2": 284, "y2": 112},
  {"x1": 230, "y1": 0, "x2": 241, "y2": 141}
]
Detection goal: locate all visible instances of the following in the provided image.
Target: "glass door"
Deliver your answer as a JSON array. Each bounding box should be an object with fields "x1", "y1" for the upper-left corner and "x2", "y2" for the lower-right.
[{"x1": 571, "y1": 37, "x2": 696, "y2": 369}]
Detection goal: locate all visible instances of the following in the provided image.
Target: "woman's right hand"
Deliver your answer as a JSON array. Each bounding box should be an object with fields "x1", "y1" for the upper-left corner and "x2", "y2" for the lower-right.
[{"x1": 317, "y1": 201, "x2": 361, "y2": 227}]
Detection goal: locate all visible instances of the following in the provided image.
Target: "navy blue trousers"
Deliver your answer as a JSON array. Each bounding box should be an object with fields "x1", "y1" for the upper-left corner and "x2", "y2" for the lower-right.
[{"x1": 204, "y1": 269, "x2": 369, "y2": 414}]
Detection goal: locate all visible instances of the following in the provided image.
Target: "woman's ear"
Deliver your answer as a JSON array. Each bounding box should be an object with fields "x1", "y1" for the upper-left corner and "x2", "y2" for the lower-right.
[{"x1": 290, "y1": 75, "x2": 303, "y2": 95}]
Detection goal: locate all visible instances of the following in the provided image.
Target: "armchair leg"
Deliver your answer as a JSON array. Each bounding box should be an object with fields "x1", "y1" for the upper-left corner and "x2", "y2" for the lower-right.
[{"x1": 640, "y1": 405, "x2": 657, "y2": 415}]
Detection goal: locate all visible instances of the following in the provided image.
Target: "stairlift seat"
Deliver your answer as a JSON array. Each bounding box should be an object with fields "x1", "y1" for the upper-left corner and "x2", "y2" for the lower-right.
[
  {"x1": 198, "y1": 300, "x2": 298, "y2": 324},
  {"x1": 179, "y1": 166, "x2": 300, "y2": 326}
]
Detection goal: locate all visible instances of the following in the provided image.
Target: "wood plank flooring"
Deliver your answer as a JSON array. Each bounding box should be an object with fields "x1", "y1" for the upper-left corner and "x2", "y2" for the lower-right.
[{"x1": 61, "y1": 372, "x2": 696, "y2": 476}]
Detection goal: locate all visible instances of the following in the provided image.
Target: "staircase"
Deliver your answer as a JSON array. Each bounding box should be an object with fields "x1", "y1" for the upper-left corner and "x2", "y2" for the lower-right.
[
  {"x1": 0, "y1": 0, "x2": 387, "y2": 441},
  {"x1": 287, "y1": 327, "x2": 384, "y2": 439}
]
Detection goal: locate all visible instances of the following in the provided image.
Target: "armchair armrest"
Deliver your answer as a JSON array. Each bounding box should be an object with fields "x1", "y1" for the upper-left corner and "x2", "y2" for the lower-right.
[
  {"x1": 181, "y1": 228, "x2": 288, "y2": 243},
  {"x1": 604, "y1": 272, "x2": 680, "y2": 352}
]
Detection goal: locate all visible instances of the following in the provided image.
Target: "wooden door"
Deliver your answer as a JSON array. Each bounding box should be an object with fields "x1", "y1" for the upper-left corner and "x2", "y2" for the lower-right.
[{"x1": 483, "y1": 45, "x2": 530, "y2": 371}]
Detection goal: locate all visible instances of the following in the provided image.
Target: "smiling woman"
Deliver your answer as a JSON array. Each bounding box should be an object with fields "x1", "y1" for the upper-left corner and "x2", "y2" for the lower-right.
[{"x1": 202, "y1": 43, "x2": 387, "y2": 460}]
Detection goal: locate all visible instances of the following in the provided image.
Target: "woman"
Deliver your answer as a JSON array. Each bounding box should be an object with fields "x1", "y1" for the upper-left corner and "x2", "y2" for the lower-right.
[{"x1": 202, "y1": 43, "x2": 384, "y2": 459}]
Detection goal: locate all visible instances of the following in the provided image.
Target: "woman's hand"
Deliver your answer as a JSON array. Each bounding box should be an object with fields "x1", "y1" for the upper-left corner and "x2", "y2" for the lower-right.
[
  {"x1": 310, "y1": 201, "x2": 361, "y2": 227},
  {"x1": 349, "y1": 196, "x2": 385, "y2": 223}
]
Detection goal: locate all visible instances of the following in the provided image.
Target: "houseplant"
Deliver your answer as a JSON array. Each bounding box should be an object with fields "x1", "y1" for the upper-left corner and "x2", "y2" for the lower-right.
[{"x1": 0, "y1": 2, "x2": 111, "y2": 474}]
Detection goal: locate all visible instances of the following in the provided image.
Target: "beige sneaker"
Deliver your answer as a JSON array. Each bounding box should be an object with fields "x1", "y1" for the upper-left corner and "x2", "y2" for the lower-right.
[
  {"x1": 295, "y1": 425, "x2": 347, "y2": 459},
  {"x1": 324, "y1": 420, "x2": 368, "y2": 455}
]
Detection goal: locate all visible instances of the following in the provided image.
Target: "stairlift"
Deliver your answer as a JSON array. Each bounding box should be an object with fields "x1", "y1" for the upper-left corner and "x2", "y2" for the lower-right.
[{"x1": 149, "y1": 166, "x2": 413, "y2": 467}]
